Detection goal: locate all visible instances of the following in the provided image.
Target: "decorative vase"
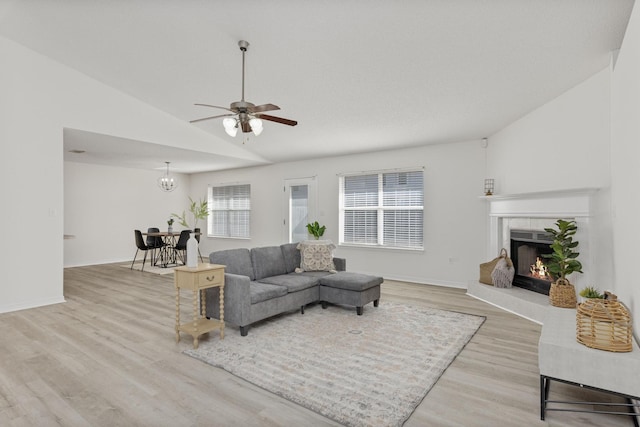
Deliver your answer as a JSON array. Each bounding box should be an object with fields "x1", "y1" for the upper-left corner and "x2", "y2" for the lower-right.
[
  {"x1": 549, "y1": 279, "x2": 577, "y2": 308},
  {"x1": 168, "y1": 225, "x2": 173, "y2": 234},
  {"x1": 186, "y1": 232, "x2": 198, "y2": 267}
]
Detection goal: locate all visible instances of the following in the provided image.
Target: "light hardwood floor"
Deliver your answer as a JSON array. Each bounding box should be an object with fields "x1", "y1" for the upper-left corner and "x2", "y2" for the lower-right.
[{"x1": 0, "y1": 263, "x2": 634, "y2": 426}]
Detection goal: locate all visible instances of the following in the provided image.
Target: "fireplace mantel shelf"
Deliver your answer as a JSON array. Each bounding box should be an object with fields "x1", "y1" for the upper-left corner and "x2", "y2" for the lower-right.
[{"x1": 479, "y1": 187, "x2": 599, "y2": 201}]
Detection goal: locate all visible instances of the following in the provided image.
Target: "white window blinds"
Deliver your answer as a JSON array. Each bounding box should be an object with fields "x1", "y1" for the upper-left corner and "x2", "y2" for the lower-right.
[
  {"x1": 208, "y1": 184, "x2": 251, "y2": 238},
  {"x1": 339, "y1": 170, "x2": 423, "y2": 249}
]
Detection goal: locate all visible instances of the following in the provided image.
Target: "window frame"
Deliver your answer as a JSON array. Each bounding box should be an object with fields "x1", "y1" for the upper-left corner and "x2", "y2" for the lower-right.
[
  {"x1": 207, "y1": 183, "x2": 251, "y2": 239},
  {"x1": 338, "y1": 168, "x2": 424, "y2": 251}
]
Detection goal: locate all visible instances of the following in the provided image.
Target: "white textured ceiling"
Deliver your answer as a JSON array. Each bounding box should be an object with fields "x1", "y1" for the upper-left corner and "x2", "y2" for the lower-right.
[{"x1": 0, "y1": 0, "x2": 635, "y2": 173}]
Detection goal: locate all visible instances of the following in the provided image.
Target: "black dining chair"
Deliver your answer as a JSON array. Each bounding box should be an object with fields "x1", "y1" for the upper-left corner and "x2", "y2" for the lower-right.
[
  {"x1": 194, "y1": 227, "x2": 204, "y2": 262},
  {"x1": 146, "y1": 227, "x2": 165, "y2": 265},
  {"x1": 131, "y1": 230, "x2": 152, "y2": 271},
  {"x1": 173, "y1": 230, "x2": 192, "y2": 265}
]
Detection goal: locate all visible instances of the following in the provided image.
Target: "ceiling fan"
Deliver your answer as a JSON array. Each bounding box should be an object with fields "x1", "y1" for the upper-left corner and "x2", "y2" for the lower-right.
[{"x1": 190, "y1": 40, "x2": 297, "y2": 137}]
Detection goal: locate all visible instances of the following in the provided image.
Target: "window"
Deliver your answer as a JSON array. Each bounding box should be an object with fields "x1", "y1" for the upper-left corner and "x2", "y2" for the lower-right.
[
  {"x1": 339, "y1": 170, "x2": 423, "y2": 249},
  {"x1": 208, "y1": 184, "x2": 251, "y2": 238}
]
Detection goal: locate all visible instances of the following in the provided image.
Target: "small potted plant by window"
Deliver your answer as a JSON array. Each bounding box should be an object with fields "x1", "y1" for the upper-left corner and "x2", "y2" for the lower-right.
[
  {"x1": 167, "y1": 218, "x2": 174, "y2": 233},
  {"x1": 306, "y1": 221, "x2": 326, "y2": 240},
  {"x1": 542, "y1": 219, "x2": 583, "y2": 308}
]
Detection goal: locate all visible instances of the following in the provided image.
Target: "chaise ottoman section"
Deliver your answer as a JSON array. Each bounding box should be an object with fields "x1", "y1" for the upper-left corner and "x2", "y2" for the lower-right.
[{"x1": 319, "y1": 271, "x2": 383, "y2": 315}]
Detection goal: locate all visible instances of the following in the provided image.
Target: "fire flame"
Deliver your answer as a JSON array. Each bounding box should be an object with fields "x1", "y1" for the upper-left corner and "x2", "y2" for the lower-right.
[{"x1": 530, "y1": 257, "x2": 550, "y2": 280}]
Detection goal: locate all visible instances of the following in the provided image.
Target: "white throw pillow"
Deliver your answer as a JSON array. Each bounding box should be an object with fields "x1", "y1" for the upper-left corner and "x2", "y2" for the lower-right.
[{"x1": 296, "y1": 240, "x2": 337, "y2": 273}]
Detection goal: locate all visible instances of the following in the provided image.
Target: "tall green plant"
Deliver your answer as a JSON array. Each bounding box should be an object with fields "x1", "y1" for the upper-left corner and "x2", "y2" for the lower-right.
[
  {"x1": 171, "y1": 197, "x2": 209, "y2": 230},
  {"x1": 541, "y1": 219, "x2": 583, "y2": 285}
]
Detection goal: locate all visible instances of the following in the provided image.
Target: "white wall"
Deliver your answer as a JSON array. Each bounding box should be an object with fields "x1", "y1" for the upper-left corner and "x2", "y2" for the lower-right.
[
  {"x1": 487, "y1": 67, "x2": 611, "y2": 195},
  {"x1": 191, "y1": 141, "x2": 487, "y2": 287},
  {"x1": 486, "y1": 67, "x2": 615, "y2": 287},
  {"x1": 64, "y1": 162, "x2": 191, "y2": 267},
  {"x1": 486, "y1": 29, "x2": 640, "y2": 334},
  {"x1": 611, "y1": 3, "x2": 640, "y2": 336},
  {"x1": 0, "y1": 35, "x2": 252, "y2": 313}
]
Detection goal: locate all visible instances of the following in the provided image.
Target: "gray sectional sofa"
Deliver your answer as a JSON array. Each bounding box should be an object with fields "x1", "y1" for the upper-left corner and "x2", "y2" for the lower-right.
[{"x1": 204, "y1": 242, "x2": 382, "y2": 336}]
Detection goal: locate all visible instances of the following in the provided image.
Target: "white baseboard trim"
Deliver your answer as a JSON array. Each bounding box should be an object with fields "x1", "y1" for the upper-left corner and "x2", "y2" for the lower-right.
[
  {"x1": 466, "y1": 293, "x2": 543, "y2": 325},
  {"x1": 380, "y1": 274, "x2": 467, "y2": 289},
  {"x1": 466, "y1": 280, "x2": 547, "y2": 324},
  {"x1": 64, "y1": 258, "x2": 131, "y2": 268},
  {"x1": 0, "y1": 296, "x2": 66, "y2": 314}
]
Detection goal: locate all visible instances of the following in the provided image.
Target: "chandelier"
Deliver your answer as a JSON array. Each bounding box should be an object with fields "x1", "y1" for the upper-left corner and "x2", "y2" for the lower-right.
[{"x1": 158, "y1": 161, "x2": 178, "y2": 192}]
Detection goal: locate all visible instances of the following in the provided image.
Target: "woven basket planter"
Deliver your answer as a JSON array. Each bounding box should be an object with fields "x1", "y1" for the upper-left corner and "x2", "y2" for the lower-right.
[
  {"x1": 549, "y1": 280, "x2": 577, "y2": 308},
  {"x1": 576, "y1": 298, "x2": 632, "y2": 352}
]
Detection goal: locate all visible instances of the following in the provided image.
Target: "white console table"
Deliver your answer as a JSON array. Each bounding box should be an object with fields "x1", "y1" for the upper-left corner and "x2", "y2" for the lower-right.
[{"x1": 539, "y1": 306, "x2": 640, "y2": 425}]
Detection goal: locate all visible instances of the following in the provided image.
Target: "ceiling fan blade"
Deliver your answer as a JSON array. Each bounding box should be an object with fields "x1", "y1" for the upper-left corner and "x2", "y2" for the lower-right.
[
  {"x1": 190, "y1": 113, "x2": 234, "y2": 124},
  {"x1": 258, "y1": 114, "x2": 298, "y2": 126},
  {"x1": 241, "y1": 121, "x2": 252, "y2": 133},
  {"x1": 194, "y1": 103, "x2": 236, "y2": 113},
  {"x1": 249, "y1": 103, "x2": 280, "y2": 113}
]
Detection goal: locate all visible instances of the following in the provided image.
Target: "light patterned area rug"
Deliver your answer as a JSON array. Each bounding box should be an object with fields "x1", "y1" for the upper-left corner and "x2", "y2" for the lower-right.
[
  {"x1": 185, "y1": 302, "x2": 485, "y2": 427},
  {"x1": 121, "y1": 262, "x2": 175, "y2": 275}
]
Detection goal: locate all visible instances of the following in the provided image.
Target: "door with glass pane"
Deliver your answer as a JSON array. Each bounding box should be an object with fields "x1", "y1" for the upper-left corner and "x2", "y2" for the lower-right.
[{"x1": 284, "y1": 177, "x2": 317, "y2": 243}]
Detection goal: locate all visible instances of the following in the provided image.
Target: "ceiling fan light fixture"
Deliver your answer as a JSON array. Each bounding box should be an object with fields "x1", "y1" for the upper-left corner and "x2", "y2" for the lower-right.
[
  {"x1": 223, "y1": 117, "x2": 238, "y2": 137},
  {"x1": 158, "y1": 161, "x2": 178, "y2": 192},
  {"x1": 225, "y1": 126, "x2": 238, "y2": 137},
  {"x1": 223, "y1": 117, "x2": 236, "y2": 129},
  {"x1": 249, "y1": 117, "x2": 263, "y2": 136}
]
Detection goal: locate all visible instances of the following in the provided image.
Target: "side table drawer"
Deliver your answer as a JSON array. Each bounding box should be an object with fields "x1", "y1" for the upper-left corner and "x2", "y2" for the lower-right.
[{"x1": 196, "y1": 269, "x2": 223, "y2": 287}]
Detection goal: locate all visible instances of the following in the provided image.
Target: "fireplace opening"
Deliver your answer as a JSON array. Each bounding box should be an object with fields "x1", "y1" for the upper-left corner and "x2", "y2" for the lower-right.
[{"x1": 510, "y1": 229, "x2": 554, "y2": 295}]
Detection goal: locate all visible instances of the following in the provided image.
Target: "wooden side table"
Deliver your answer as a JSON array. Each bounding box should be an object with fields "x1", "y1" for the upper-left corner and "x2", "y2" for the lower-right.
[{"x1": 174, "y1": 263, "x2": 225, "y2": 349}]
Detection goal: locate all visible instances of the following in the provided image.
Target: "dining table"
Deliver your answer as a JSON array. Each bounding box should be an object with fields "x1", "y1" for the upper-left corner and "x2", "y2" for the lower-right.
[{"x1": 143, "y1": 230, "x2": 200, "y2": 268}]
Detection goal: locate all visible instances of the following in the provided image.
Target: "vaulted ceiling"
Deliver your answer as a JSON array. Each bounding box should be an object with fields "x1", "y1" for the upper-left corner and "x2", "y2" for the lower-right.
[{"x1": 0, "y1": 0, "x2": 634, "y2": 173}]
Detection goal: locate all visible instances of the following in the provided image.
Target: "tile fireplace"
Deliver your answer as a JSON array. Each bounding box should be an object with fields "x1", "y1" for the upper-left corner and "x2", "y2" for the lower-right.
[
  {"x1": 486, "y1": 189, "x2": 596, "y2": 292},
  {"x1": 468, "y1": 188, "x2": 599, "y2": 322}
]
